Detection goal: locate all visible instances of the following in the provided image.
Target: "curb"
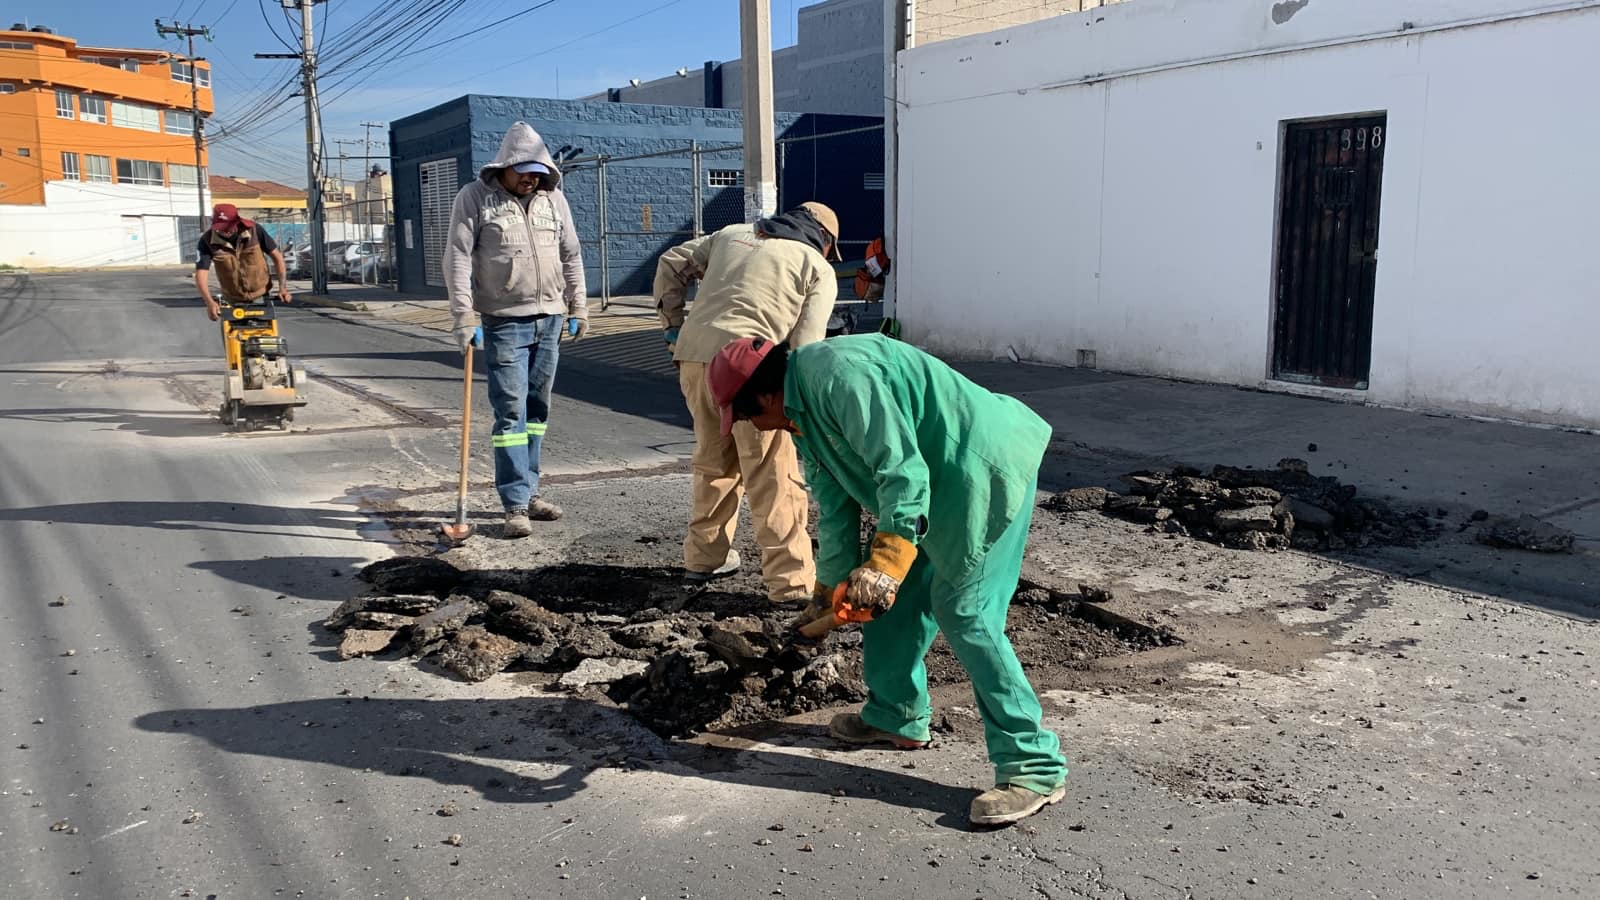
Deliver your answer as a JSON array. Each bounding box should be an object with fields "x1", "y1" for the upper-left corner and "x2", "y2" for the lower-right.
[{"x1": 296, "y1": 294, "x2": 369, "y2": 312}]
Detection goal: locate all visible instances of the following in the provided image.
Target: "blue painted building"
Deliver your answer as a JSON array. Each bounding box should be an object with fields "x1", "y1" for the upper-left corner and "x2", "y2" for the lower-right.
[{"x1": 390, "y1": 95, "x2": 883, "y2": 297}]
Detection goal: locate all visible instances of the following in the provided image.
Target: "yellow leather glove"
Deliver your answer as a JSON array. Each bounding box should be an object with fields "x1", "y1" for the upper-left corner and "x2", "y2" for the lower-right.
[{"x1": 845, "y1": 532, "x2": 918, "y2": 618}]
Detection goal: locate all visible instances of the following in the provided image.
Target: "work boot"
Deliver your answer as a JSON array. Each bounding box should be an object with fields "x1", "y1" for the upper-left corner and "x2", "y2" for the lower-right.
[
  {"x1": 528, "y1": 497, "x2": 563, "y2": 521},
  {"x1": 827, "y1": 712, "x2": 928, "y2": 750},
  {"x1": 968, "y1": 784, "x2": 1067, "y2": 828},
  {"x1": 685, "y1": 549, "x2": 740, "y2": 585},
  {"x1": 503, "y1": 509, "x2": 533, "y2": 539}
]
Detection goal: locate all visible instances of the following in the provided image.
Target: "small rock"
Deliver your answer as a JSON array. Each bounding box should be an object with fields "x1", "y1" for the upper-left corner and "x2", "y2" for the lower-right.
[
  {"x1": 434, "y1": 627, "x2": 524, "y2": 682},
  {"x1": 799, "y1": 843, "x2": 814, "y2": 852},
  {"x1": 1527, "y1": 872, "x2": 1542, "y2": 881},
  {"x1": 444, "y1": 834, "x2": 463, "y2": 847},
  {"x1": 1077, "y1": 584, "x2": 1114, "y2": 604},
  {"x1": 437, "y1": 802, "x2": 459, "y2": 817},
  {"x1": 1310, "y1": 601, "x2": 1330, "y2": 612},
  {"x1": 61, "y1": 649, "x2": 76, "y2": 657},
  {"x1": 49, "y1": 597, "x2": 68, "y2": 607},
  {"x1": 49, "y1": 820, "x2": 71, "y2": 832},
  {"x1": 408, "y1": 599, "x2": 487, "y2": 652},
  {"x1": 338, "y1": 628, "x2": 399, "y2": 660},
  {"x1": 348, "y1": 611, "x2": 416, "y2": 631},
  {"x1": 767, "y1": 824, "x2": 786, "y2": 832},
  {"x1": 1045, "y1": 487, "x2": 1110, "y2": 513},
  {"x1": 558, "y1": 657, "x2": 649, "y2": 690},
  {"x1": 1306, "y1": 443, "x2": 1318, "y2": 453},
  {"x1": 1215, "y1": 506, "x2": 1278, "y2": 533},
  {"x1": 1469, "y1": 509, "x2": 1489, "y2": 522},
  {"x1": 182, "y1": 810, "x2": 203, "y2": 824},
  {"x1": 755, "y1": 838, "x2": 773, "y2": 846}
]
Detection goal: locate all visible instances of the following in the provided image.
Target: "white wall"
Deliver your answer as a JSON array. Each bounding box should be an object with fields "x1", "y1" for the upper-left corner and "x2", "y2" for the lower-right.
[
  {"x1": 897, "y1": 0, "x2": 1600, "y2": 429},
  {"x1": 0, "y1": 180, "x2": 208, "y2": 268}
]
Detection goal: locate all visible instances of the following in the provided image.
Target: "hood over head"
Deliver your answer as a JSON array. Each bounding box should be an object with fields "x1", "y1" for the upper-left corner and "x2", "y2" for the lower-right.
[{"x1": 480, "y1": 121, "x2": 561, "y2": 189}]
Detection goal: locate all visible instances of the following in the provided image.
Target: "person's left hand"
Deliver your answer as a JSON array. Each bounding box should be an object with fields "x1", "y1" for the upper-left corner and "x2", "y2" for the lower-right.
[
  {"x1": 567, "y1": 317, "x2": 588, "y2": 340},
  {"x1": 277, "y1": 286, "x2": 293, "y2": 304}
]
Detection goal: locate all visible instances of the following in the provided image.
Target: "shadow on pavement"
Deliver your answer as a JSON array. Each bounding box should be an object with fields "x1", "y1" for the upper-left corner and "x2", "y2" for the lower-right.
[
  {"x1": 0, "y1": 406, "x2": 223, "y2": 440},
  {"x1": 0, "y1": 500, "x2": 374, "y2": 545},
  {"x1": 132, "y1": 696, "x2": 974, "y2": 828}
]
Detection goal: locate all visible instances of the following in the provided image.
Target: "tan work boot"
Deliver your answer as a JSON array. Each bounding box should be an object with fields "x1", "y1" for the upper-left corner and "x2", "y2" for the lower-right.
[
  {"x1": 528, "y1": 497, "x2": 563, "y2": 521},
  {"x1": 969, "y1": 784, "x2": 1066, "y2": 828},
  {"x1": 827, "y1": 712, "x2": 928, "y2": 749},
  {"x1": 503, "y1": 509, "x2": 533, "y2": 539}
]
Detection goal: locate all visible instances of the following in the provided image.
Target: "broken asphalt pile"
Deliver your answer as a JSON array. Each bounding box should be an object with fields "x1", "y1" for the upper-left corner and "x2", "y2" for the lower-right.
[
  {"x1": 324, "y1": 556, "x2": 1167, "y2": 737},
  {"x1": 1045, "y1": 458, "x2": 1444, "y2": 552}
]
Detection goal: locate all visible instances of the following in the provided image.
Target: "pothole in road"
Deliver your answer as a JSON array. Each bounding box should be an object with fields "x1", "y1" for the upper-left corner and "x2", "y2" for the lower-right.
[{"x1": 329, "y1": 557, "x2": 1180, "y2": 738}]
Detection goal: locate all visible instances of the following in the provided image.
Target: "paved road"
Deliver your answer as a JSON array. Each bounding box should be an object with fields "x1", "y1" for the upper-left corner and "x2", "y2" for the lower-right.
[
  {"x1": 4, "y1": 270, "x2": 1594, "y2": 899},
  {"x1": 0, "y1": 270, "x2": 693, "y2": 897}
]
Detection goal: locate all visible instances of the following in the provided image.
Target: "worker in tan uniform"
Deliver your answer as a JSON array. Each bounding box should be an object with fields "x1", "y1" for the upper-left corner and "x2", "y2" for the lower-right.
[{"x1": 654, "y1": 202, "x2": 842, "y2": 602}]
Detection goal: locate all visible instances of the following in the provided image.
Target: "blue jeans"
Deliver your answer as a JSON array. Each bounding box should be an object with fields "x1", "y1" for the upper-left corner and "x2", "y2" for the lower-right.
[{"x1": 483, "y1": 313, "x2": 564, "y2": 511}]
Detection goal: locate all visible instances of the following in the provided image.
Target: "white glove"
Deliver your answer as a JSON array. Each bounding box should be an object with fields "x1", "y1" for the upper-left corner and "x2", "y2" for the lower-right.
[{"x1": 454, "y1": 326, "x2": 479, "y2": 355}]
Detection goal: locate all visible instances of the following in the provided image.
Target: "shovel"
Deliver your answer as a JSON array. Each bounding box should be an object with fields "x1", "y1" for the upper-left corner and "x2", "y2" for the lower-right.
[{"x1": 441, "y1": 336, "x2": 478, "y2": 542}]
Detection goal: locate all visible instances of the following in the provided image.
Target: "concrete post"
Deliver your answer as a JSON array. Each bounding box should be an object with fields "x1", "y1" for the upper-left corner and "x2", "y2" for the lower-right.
[{"x1": 740, "y1": 0, "x2": 778, "y2": 221}]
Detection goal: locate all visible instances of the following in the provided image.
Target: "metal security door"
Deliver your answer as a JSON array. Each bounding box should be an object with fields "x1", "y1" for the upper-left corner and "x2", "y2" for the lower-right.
[
  {"x1": 1272, "y1": 115, "x2": 1387, "y2": 389},
  {"x1": 419, "y1": 158, "x2": 458, "y2": 288}
]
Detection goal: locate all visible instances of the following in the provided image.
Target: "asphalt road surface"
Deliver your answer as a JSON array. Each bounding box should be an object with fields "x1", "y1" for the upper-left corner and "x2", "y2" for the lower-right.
[{"x1": 3, "y1": 270, "x2": 1594, "y2": 900}]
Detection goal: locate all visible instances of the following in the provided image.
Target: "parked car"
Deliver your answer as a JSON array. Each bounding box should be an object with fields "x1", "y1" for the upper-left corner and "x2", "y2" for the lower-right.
[
  {"x1": 323, "y1": 241, "x2": 355, "y2": 280},
  {"x1": 340, "y1": 241, "x2": 386, "y2": 283},
  {"x1": 283, "y1": 244, "x2": 313, "y2": 279}
]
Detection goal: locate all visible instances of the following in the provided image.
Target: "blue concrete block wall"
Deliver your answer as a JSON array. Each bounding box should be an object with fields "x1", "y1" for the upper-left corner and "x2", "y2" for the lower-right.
[
  {"x1": 391, "y1": 95, "x2": 882, "y2": 298},
  {"x1": 391, "y1": 97, "x2": 473, "y2": 297}
]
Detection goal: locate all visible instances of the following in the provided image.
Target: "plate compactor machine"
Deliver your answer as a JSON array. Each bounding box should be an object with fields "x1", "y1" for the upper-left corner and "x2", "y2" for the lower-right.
[{"x1": 217, "y1": 297, "x2": 307, "y2": 431}]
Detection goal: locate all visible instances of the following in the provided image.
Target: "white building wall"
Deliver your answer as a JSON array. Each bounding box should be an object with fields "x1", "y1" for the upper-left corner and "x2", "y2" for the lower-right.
[
  {"x1": 896, "y1": 0, "x2": 1600, "y2": 429},
  {"x1": 0, "y1": 180, "x2": 207, "y2": 268}
]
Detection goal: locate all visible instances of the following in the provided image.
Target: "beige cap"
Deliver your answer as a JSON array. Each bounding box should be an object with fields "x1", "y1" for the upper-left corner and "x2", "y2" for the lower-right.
[{"x1": 799, "y1": 201, "x2": 842, "y2": 260}]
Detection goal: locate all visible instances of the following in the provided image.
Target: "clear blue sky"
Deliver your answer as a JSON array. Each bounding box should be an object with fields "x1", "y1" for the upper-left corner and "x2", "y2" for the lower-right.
[{"x1": 8, "y1": 0, "x2": 808, "y2": 184}]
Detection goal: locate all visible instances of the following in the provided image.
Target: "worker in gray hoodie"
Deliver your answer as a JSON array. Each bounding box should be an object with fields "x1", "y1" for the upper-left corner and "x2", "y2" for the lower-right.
[{"x1": 445, "y1": 121, "x2": 587, "y2": 538}]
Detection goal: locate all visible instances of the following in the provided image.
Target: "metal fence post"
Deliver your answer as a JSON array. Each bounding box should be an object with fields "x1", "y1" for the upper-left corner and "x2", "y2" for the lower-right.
[
  {"x1": 598, "y1": 158, "x2": 610, "y2": 311},
  {"x1": 777, "y1": 140, "x2": 787, "y2": 210},
  {"x1": 691, "y1": 140, "x2": 703, "y2": 239}
]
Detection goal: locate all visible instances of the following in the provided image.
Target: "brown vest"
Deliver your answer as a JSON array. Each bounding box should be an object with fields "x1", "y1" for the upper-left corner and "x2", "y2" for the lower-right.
[{"x1": 209, "y1": 227, "x2": 270, "y2": 300}]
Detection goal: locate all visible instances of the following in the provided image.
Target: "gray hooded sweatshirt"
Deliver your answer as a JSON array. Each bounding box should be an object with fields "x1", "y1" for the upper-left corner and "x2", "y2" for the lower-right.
[{"x1": 444, "y1": 122, "x2": 586, "y2": 330}]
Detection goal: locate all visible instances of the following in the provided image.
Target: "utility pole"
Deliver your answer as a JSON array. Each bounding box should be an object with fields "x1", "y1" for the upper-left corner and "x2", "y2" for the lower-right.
[
  {"x1": 255, "y1": 0, "x2": 328, "y2": 293},
  {"x1": 739, "y1": 0, "x2": 777, "y2": 221},
  {"x1": 336, "y1": 138, "x2": 363, "y2": 239},
  {"x1": 154, "y1": 20, "x2": 211, "y2": 235}
]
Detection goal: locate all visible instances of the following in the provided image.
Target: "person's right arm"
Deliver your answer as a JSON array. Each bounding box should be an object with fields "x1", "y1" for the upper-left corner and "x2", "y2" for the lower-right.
[{"x1": 194, "y1": 238, "x2": 219, "y2": 321}]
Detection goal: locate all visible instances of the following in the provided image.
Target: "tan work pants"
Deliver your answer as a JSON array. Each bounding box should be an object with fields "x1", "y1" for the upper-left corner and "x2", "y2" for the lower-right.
[{"x1": 678, "y1": 361, "x2": 814, "y2": 601}]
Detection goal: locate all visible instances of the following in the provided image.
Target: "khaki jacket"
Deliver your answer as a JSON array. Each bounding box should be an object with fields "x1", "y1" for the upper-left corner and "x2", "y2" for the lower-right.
[{"x1": 655, "y1": 223, "x2": 838, "y2": 363}]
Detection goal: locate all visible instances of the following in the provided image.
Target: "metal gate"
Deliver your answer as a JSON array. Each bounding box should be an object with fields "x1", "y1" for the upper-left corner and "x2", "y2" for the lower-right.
[
  {"x1": 1272, "y1": 114, "x2": 1387, "y2": 389},
  {"x1": 419, "y1": 157, "x2": 458, "y2": 288}
]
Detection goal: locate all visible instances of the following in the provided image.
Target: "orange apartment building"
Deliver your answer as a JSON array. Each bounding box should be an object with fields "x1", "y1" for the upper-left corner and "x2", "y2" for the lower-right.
[{"x1": 0, "y1": 24, "x2": 214, "y2": 267}]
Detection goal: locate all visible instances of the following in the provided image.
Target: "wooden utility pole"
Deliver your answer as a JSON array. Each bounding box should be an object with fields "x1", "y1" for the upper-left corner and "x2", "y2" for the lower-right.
[
  {"x1": 154, "y1": 20, "x2": 211, "y2": 233},
  {"x1": 739, "y1": 0, "x2": 777, "y2": 221}
]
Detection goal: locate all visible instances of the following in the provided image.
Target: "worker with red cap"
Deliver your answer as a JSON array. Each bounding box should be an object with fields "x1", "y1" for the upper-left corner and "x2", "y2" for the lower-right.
[
  {"x1": 193, "y1": 203, "x2": 291, "y2": 320},
  {"x1": 706, "y1": 333, "x2": 1069, "y2": 828}
]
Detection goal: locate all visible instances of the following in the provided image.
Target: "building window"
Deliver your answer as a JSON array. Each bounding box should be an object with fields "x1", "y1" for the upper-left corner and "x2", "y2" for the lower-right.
[
  {"x1": 61, "y1": 152, "x2": 79, "y2": 180},
  {"x1": 17, "y1": 147, "x2": 31, "y2": 157},
  {"x1": 863, "y1": 173, "x2": 885, "y2": 191},
  {"x1": 165, "y1": 110, "x2": 195, "y2": 136},
  {"x1": 706, "y1": 169, "x2": 743, "y2": 187},
  {"x1": 85, "y1": 154, "x2": 111, "y2": 183},
  {"x1": 115, "y1": 158, "x2": 164, "y2": 186},
  {"x1": 170, "y1": 61, "x2": 191, "y2": 83},
  {"x1": 111, "y1": 101, "x2": 161, "y2": 133},
  {"x1": 81, "y1": 56, "x2": 138, "y2": 71},
  {"x1": 0, "y1": 41, "x2": 34, "y2": 50},
  {"x1": 79, "y1": 95, "x2": 106, "y2": 124},
  {"x1": 197, "y1": 67, "x2": 210, "y2": 88},
  {"x1": 170, "y1": 163, "x2": 200, "y2": 186},
  {"x1": 55, "y1": 89, "x2": 75, "y2": 119},
  {"x1": 0, "y1": 83, "x2": 17, "y2": 94}
]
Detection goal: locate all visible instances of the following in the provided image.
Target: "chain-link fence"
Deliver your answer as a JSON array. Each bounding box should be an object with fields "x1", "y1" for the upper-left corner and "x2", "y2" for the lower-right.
[{"x1": 558, "y1": 124, "x2": 885, "y2": 309}]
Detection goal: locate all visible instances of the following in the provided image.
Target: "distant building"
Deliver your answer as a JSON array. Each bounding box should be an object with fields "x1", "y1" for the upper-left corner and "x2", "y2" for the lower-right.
[
  {"x1": 0, "y1": 24, "x2": 213, "y2": 267},
  {"x1": 209, "y1": 175, "x2": 306, "y2": 225},
  {"x1": 585, "y1": 0, "x2": 1127, "y2": 117},
  {"x1": 390, "y1": 96, "x2": 882, "y2": 298}
]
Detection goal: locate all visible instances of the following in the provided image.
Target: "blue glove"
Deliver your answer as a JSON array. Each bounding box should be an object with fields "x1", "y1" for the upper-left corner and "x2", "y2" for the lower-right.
[
  {"x1": 663, "y1": 327, "x2": 679, "y2": 355},
  {"x1": 567, "y1": 318, "x2": 580, "y2": 337}
]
